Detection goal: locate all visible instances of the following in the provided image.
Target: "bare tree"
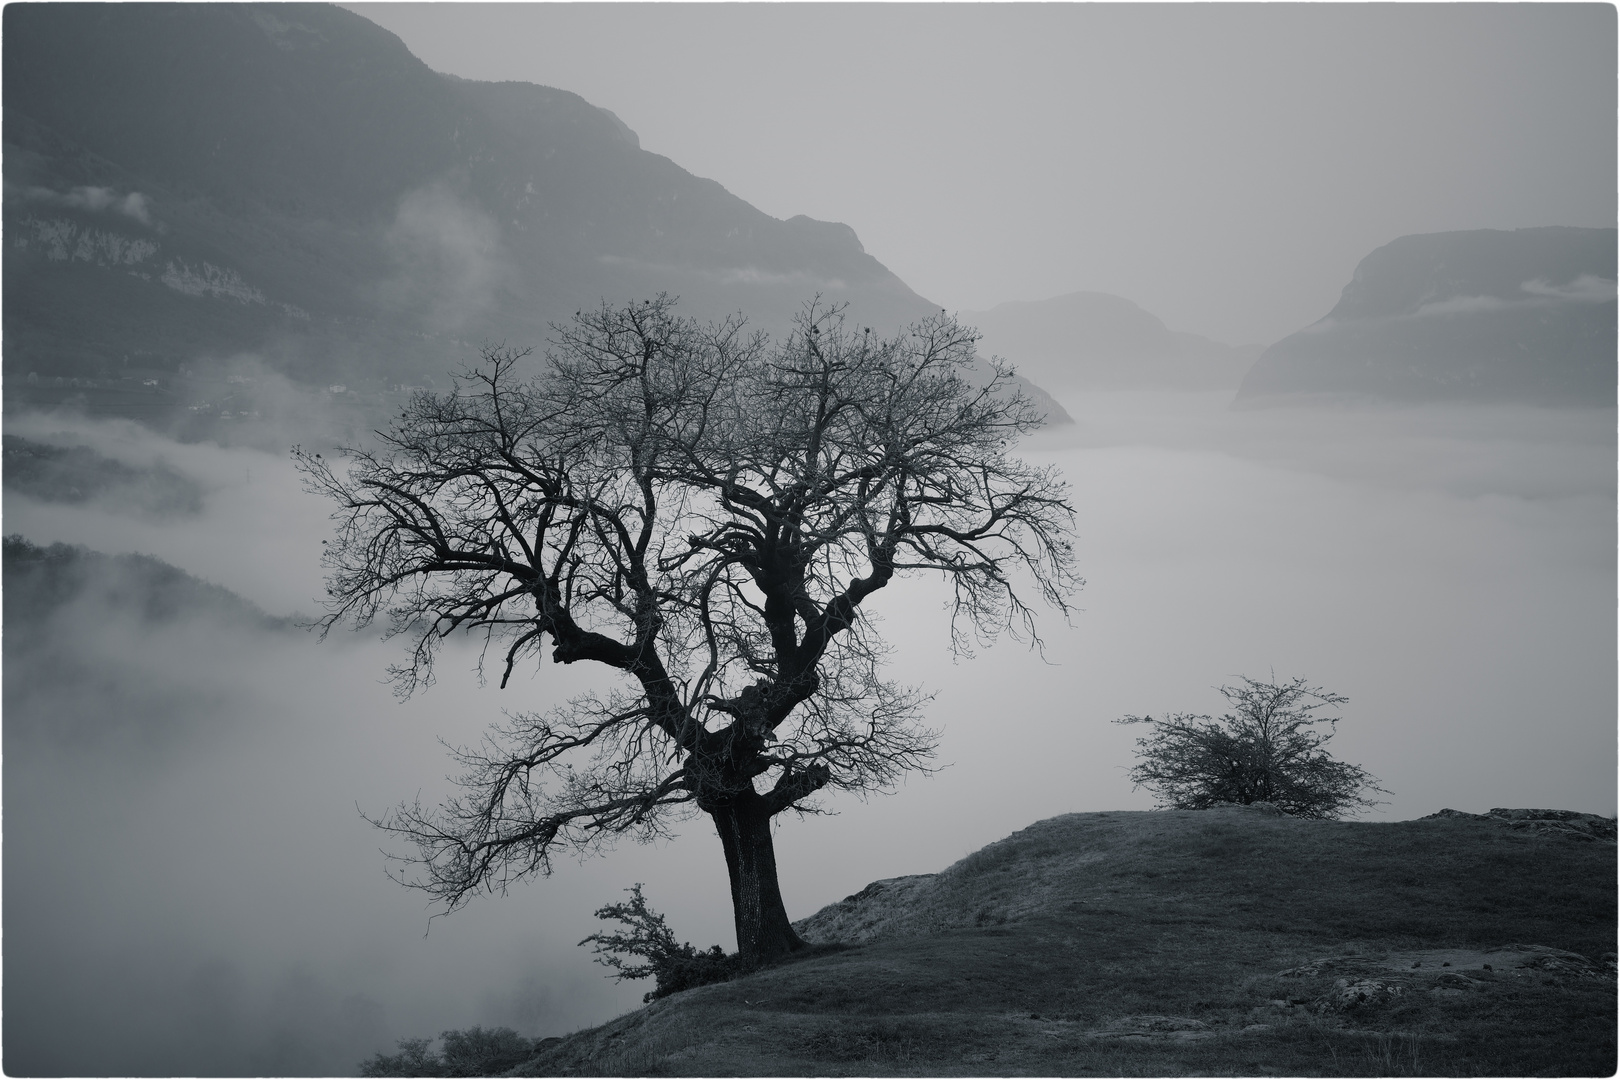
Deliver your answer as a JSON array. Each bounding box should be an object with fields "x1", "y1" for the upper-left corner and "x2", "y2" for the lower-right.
[
  {"x1": 1117, "y1": 675, "x2": 1387, "y2": 819},
  {"x1": 297, "y1": 296, "x2": 1077, "y2": 964}
]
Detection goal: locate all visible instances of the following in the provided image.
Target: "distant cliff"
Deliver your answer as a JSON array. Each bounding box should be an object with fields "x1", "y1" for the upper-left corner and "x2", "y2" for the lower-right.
[
  {"x1": 1237, "y1": 228, "x2": 1617, "y2": 404},
  {"x1": 960, "y1": 292, "x2": 1262, "y2": 393}
]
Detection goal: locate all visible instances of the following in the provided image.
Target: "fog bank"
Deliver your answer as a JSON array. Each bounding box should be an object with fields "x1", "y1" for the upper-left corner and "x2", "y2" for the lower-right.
[{"x1": 3, "y1": 395, "x2": 1612, "y2": 1073}]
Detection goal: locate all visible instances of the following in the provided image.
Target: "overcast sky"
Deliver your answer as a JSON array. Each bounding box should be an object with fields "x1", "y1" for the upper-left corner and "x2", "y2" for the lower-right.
[{"x1": 349, "y1": 3, "x2": 1615, "y2": 346}]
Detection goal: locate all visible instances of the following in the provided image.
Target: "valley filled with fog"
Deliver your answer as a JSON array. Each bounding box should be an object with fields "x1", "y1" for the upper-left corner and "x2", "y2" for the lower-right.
[{"x1": 4, "y1": 390, "x2": 1611, "y2": 1075}]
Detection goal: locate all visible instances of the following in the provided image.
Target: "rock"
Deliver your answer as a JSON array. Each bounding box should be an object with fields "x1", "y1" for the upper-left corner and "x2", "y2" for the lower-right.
[
  {"x1": 1486, "y1": 809, "x2": 1617, "y2": 842},
  {"x1": 1498, "y1": 945, "x2": 1609, "y2": 978},
  {"x1": 1422, "y1": 808, "x2": 1616, "y2": 842},
  {"x1": 1280, "y1": 943, "x2": 1612, "y2": 1006},
  {"x1": 1329, "y1": 978, "x2": 1404, "y2": 1010},
  {"x1": 1278, "y1": 957, "x2": 1380, "y2": 978},
  {"x1": 1117, "y1": 1016, "x2": 1208, "y2": 1032}
]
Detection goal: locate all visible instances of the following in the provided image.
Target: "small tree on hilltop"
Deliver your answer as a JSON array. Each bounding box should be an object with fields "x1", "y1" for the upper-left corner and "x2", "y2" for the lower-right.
[
  {"x1": 297, "y1": 296, "x2": 1077, "y2": 964},
  {"x1": 1117, "y1": 675, "x2": 1387, "y2": 819}
]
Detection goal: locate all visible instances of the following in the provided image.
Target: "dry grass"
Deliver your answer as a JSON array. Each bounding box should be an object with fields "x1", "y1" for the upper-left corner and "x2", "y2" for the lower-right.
[{"x1": 515, "y1": 807, "x2": 1616, "y2": 1076}]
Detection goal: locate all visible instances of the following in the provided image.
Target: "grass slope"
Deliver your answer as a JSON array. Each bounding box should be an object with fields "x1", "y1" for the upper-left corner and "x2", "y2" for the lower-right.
[{"x1": 518, "y1": 806, "x2": 1615, "y2": 1076}]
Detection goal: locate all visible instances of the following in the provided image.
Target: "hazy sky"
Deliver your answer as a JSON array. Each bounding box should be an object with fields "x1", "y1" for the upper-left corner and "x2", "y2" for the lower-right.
[{"x1": 349, "y1": 3, "x2": 1616, "y2": 346}]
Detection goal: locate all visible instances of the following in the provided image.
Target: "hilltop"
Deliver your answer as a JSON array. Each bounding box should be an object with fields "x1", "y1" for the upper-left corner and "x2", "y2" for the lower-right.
[{"x1": 497, "y1": 806, "x2": 1614, "y2": 1076}]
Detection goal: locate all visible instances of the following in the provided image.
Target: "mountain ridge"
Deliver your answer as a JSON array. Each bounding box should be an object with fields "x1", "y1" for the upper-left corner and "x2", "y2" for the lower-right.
[
  {"x1": 960, "y1": 290, "x2": 1263, "y2": 393},
  {"x1": 1237, "y1": 227, "x2": 1617, "y2": 404},
  {"x1": 2, "y1": 4, "x2": 949, "y2": 405}
]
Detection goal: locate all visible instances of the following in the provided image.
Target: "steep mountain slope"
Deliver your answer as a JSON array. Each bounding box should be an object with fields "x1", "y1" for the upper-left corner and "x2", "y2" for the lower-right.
[
  {"x1": 2, "y1": 535, "x2": 295, "y2": 633},
  {"x1": 507, "y1": 806, "x2": 1614, "y2": 1076},
  {"x1": 1237, "y1": 227, "x2": 1617, "y2": 404},
  {"x1": 961, "y1": 292, "x2": 1263, "y2": 392},
  {"x1": 2, "y1": 535, "x2": 300, "y2": 758},
  {"x1": 2, "y1": 4, "x2": 946, "y2": 406}
]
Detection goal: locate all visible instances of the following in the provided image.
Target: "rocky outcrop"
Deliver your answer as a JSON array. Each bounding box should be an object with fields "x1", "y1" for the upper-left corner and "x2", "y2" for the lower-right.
[
  {"x1": 1424, "y1": 807, "x2": 1617, "y2": 842},
  {"x1": 1274, "y1": 944, "x2": 1615, "y2": 1014},
  {"x1": 1237, "y1": 227, "x2": 1617, "y2": 405}
]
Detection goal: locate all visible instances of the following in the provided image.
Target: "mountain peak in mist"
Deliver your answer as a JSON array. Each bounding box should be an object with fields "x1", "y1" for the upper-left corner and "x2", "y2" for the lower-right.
[
  {"x1": 2, "y1": 2, "x2": 943, "y2": 401},
  {"x1": 1237, "y1": 227, "x2": 1617, "y2": 404},
  {"x1": 959, "y1": 291, "x2": 1263, "y2": 393}
]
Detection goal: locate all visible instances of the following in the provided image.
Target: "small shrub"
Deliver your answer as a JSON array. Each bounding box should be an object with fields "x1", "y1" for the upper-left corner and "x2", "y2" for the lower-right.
[
  {"x1": 360, "y1": 1037, "x2": 441, "y2": 1077},
  {"x1": 580, "y1": 884, "x2": 739, "y2": 1001},
  {"x1": 440, "y1": 1026, "x2": 536, "y2": 1076},
  {"x1": 651, "y1": 943, "x2": 737, "y2": 998},
  {"x1": 358, "y1": 1027, "x2": 533, "y2": 1077},
  {"x1": 1117, "y1": 675, "x2": 1387, "y2": 819}
]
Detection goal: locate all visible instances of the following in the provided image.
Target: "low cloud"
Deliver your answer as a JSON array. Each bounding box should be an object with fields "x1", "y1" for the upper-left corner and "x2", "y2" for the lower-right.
[
  {"x1": 1519, "y1": 273, "x2": 1616, "y2": 303},
  {"x1": 3, "y1": 434, "x2": 205, "y2": 518},
  {"x1": 22, "y1": 184, "x2": 153, "y2": 226},
  {"x1": 1412, "y1": 293, "x2": 1508, "y2": 317},
  {"x1": 1411, "y1": 274, "x2": 1617, "y2": 319},
  {"x1": 378, "y1": 183, "x2": 506, "y2": 332}
]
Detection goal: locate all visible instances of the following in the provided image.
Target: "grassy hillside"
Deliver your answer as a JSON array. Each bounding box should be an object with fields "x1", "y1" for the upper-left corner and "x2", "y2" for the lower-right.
[{"x1": 509, "y1": 806, "x2": 1614, "y2": 1076}]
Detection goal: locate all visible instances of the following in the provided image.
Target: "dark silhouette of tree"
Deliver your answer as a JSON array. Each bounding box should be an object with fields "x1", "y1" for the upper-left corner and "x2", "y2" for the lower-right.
[
  {"x1": 1117, "y1": 675, "x2": 1386, "y2": 819},
  {"x1": 297, "y1": 296, "x2": 1077, "y2": 964}
]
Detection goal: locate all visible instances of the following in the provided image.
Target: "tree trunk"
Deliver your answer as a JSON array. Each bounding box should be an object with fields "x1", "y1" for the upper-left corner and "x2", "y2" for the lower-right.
[{"x1": 709, "y1": 791, "x2": 803, "y2": 965}]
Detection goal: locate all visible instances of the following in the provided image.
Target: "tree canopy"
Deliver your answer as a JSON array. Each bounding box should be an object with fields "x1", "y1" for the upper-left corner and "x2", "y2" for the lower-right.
[
  {"x1": 1118, "y1": 675, "x2": 1386, "y2": 819},
  {"x1": 297, "y1": 296, "x2": 1077, "y2": 960}
]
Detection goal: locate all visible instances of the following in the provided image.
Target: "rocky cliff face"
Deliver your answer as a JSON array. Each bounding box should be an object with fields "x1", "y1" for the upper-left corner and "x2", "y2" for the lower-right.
[
  {"x1": 960, "y1": 291, "x2": 1262, "y2": 393},
  {"x1": 3, "y1": 3, "x2": 938, "y2": 396},
  {"x1": 1237, "y1": 228, "x2": 1616, "y2": 404}
]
